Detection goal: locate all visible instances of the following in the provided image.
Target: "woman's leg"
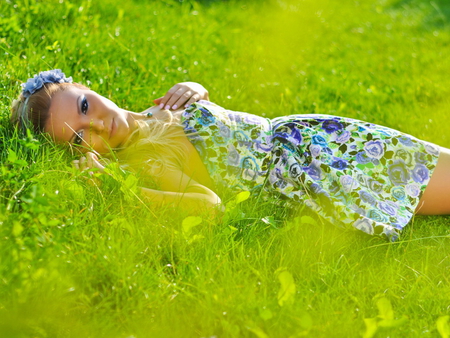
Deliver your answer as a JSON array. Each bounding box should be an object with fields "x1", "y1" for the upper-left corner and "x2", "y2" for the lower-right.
[{"x1": 416, "y1": 147, "x2": 450, "y2": 215}]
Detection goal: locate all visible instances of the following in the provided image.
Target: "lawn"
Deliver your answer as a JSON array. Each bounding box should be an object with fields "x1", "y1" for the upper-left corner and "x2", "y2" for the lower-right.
[{"x1": 1, "y1": 0, "x2": 450, "y2": 337}]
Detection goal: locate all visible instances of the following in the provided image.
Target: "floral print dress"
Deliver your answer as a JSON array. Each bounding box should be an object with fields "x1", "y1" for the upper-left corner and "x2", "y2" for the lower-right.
[{"x1": 181, "y1": 101, "x2": 440, "y2": 240}]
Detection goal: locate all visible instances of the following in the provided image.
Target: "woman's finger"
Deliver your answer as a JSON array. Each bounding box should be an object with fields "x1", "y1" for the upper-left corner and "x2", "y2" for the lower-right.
[
  {"x1": 79, "y1": 156, "x2": 87, "y2": 171},
  {"x1": 158, "y1": 84, "x2": 181, "y2": 109},
  {"x1": 171, "y1": 90, "x2": 194, "y2": 110},
  {"x1": 156, "y1": 82, "x2": 209, "y2": 110},
  {"x1": 164, "y1": 87, "x2": 189, "y2": 110},
  {"x1": 153, "y1": 97, "x2": 163, "y2": 105},
  {"x1": 183, "y1": 93, "x2": 200, "y2": 108},
  {"x1": 86, "y1": 152, "x2": 105, "y2": 172},
  {"x1": 72, "y1": 160, "x2": 80, "y2": 170}
]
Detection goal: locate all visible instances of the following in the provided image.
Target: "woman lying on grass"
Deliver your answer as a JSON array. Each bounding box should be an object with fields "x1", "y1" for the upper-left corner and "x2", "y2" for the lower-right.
[{"x1": 10, "y1": 69, "x2": 450, "y2": 241}]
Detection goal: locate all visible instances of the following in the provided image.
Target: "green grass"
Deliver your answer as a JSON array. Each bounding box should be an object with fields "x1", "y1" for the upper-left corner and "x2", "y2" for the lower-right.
[{"x1": 1, "y1": 0, "x2": 450, "y2": 337}]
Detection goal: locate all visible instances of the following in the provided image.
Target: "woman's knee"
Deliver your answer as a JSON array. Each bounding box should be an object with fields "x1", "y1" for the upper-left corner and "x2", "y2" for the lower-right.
[{"x1": 416, "y1": 146, "x2": 450, "y2": 215}]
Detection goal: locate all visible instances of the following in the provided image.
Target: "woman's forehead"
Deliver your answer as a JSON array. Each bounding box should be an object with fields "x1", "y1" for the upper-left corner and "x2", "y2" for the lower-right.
[{"x1": 51, "y1": 86, "x2": 89, "y2": 106}]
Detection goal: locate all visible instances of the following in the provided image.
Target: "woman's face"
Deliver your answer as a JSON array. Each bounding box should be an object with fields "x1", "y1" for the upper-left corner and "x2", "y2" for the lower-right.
[{"x1": 45, "y1": 86, "x2": 135, "y2": 154}]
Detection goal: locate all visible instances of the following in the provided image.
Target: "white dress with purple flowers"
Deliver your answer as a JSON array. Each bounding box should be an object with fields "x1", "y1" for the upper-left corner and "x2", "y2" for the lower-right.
[{"x1": 181, "y1": 101, "x2": 439, "y2": 240}]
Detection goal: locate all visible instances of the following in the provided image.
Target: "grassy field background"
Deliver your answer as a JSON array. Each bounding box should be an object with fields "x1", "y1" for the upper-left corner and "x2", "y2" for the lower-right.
[{"x1": 1, "y1": 0, "x2": 450, "y2": 337}]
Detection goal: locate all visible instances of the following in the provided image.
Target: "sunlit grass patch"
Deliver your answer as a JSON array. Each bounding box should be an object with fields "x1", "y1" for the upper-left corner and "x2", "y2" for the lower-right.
[{"x1": 1, "y1": 0, "x2": 450, "y2": 337}]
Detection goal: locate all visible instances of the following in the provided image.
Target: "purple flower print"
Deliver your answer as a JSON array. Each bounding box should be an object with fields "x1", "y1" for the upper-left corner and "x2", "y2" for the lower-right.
[
  {"x1": 331, "y1": 158, "x2": 348, "y2": 170},
  {"x1": 227, "y1": 146, "x2": 240, "y2": 166},
  {"x1": 351, "y1": 204, "x2": 366, "y2": 216},
  {"x1": 243, "y1": 115, "x2": 263, "y2": 125},
  {"x1": 310, "y1": 144, "x2": 321, "y2": 158},
  {"x1": 218, "y1": 123, "x2": 231, "y2": 138},
  {"x1": 182, "y1": 111, "x2": 194, "y2": 119},
  {"x1": 411, "y1": 164, "x2": 429, "y2": 184},
  {"x1": 364, "y1": 140, "x2": 384, "y2": 159},
  {"x1": 305, "y1": 160, "x2": 322, "y2": 181},
  {"x1": 379, "y1": 201, "x2": 398, "y2": 217},
  {"x1": 228, "y1": 113, "x2": 242, "y2": 124},
  {"x1": 358, "y1": 190, "x2": 377, "y2": 206},
  {"x1": 425, "y1": 143, "x2": 440, "y2": 156},
  {"x1": 353, "y1": 218, "x2": 374, "y2": 235},
  {"x1": 289, "y1": 127, "x2": 303, "y2": 146},
  {"x1": 405, "y1": 183, "x2": 421, "y2": 198},
  {"x1": 335, "y1": 130, "x2": 351, "y2": 144},
  {"x1": 323, "y1": 147, "x2": 333, "y2": 155},
  {"x1": 398, "y1": 136, "x2": 414, "y2": 147},
  {"x1": 356, "y1": 151, "x2": 371, "y2": 164},
  {"x1": 387, "y1": 160, "x2": 410, "y2": 186},
  {"x1": 273, "y1": 130, "x2": 290, "y2": 143},
  {"x1": 254, "y1": 141, "x2": 272, "y2": 152},
  {"x1": 396, "y1": 216, "x2": 409, "y2": 227},
  {"x1": 340, "y1": 175, "x2": 357, "y2": 193},
  {"x1": 321, "y1": 120, "x2": 344, "y2": 134},
  {"x1": 183, "y1": 125, "x2": 198, "y2": 136}
]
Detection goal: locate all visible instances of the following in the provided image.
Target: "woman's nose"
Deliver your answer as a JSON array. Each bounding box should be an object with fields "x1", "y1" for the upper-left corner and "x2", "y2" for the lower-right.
[{"x1": 86, "y1": 118, "x2": 104, "y2": 133}]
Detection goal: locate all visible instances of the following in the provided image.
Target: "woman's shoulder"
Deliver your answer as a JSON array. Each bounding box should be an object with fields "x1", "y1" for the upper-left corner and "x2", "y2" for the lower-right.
[
  {"x1": 186, "y1": 100, "x2": 223, "y2": 111},
  {"x1": 184, "y1": 100, "x2": 267, "y2": 120},
  {"x1": 182, "y1": 100, "x2": 271, "y2": 131}
]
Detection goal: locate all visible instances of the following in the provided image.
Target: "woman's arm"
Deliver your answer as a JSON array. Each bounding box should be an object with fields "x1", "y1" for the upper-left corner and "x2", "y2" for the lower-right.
[
  {"x1": 144, "y1": 162, "x2": 221, "y2": 213},
  {"x1": 153, "y1": 82, "x2": 209, "y2": 110},
  {"x1": 74, "y1": 152, "x2": 222, "y2": 214},
  {"x1": 139, "y1": 182, "x2": 221, "y2": 212}
]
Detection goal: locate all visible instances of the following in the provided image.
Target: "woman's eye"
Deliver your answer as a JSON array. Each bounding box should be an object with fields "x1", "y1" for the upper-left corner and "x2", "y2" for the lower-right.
[
  {"x1": 74, "y1": 130, "x2": 84, "y2": 145},
  {"x1": 81, "y1": 97, "x2": 89, "y2": 115}
]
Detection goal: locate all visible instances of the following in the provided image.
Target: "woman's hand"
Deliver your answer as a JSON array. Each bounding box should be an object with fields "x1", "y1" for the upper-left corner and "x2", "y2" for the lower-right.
[
  {"x1": 154, "y1": 82, "x2": 209, "y2": 110},
  {"x1": 72, "y1": 152, "x2": 105, "y2": 174}
]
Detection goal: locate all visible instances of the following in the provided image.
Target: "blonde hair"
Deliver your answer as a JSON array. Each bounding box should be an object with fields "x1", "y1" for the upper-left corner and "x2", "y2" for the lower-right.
[
  {"x1": 11, "y1": 82, "x2": 88, "y2": 133},
  {"x1": 114, "y1": 112, "x2": 188, "y2": 177}
]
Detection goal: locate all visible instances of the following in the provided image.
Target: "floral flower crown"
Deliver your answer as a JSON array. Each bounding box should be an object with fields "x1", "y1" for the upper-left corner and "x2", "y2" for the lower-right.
[
  {"x1": 15, "y1": 69, "x2": 73, "y2": 128},
  {"x1": 21, "y1": 69, "x2": 73, "y2": 98}
]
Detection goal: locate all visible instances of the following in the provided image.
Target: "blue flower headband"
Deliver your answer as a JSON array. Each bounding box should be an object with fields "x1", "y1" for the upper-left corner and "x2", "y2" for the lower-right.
[
  {"x1": 16, "y1": 69, "x2": 73, "y2": 127},
  {"x1": 21, "y1": 69, "x2": 73, "y2": 98}
]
